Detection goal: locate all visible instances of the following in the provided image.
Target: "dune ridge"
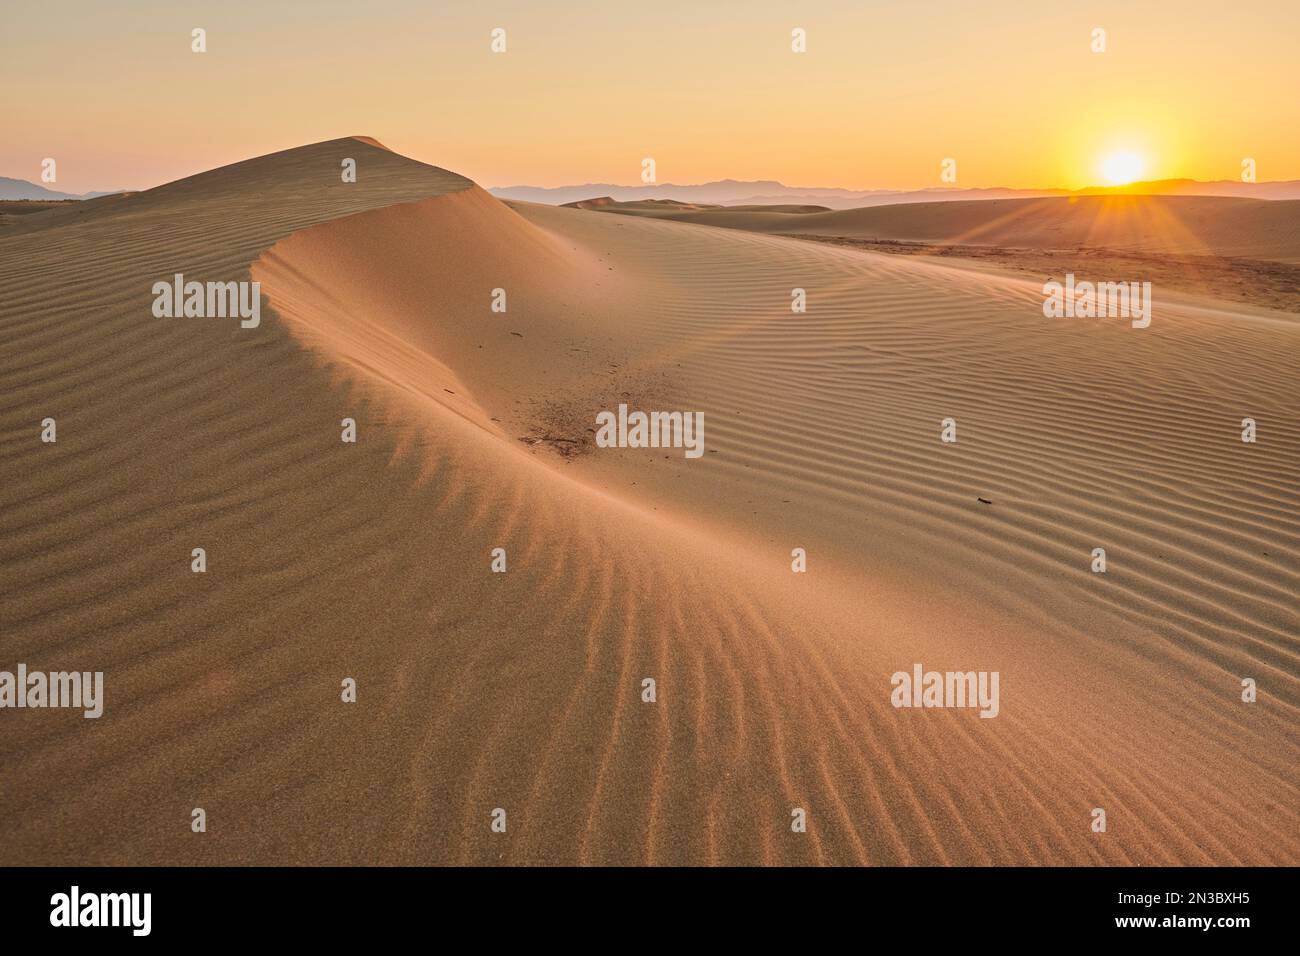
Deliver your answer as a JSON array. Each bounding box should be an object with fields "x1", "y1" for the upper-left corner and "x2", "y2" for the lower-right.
[{"x1": 1, "y1": 140, "x2": 1296, "y2": 865}]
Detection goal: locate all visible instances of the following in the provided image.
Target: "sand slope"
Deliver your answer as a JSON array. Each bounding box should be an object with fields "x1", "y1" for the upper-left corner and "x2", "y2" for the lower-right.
[{"x1": 2, "y1": 140, "x2": 1297, "y2": 865}]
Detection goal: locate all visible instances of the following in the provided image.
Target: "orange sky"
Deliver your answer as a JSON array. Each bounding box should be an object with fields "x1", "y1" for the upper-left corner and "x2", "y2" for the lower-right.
[{"x1": 3, "y1": 0, "x2": 1297, "y2": 194}]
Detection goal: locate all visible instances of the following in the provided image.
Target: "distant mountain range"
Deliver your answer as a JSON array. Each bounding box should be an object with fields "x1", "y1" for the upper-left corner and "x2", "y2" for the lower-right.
[
  {"x1": 0, "y1": 177, "x2": 122, "y2": 201},
  {"x1": 493, "y1": 178, "x2": 1300, "y2": 210},
  {"x1": 10, "y1": 169, "x2": 1299, "y2": 210}
]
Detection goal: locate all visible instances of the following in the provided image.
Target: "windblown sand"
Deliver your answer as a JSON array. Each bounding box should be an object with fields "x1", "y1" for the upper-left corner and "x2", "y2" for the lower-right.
[{"x1": 1, "y1": 138, "x2": 1296, "y2": 864}]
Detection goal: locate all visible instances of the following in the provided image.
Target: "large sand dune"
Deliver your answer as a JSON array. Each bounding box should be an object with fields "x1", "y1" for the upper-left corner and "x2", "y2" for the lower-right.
[{"x1": 1, "y1": 139, "x2": 1296, "y2": 865}]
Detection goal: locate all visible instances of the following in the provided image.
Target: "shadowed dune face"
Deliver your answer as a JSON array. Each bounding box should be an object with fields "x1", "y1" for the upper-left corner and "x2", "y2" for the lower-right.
[{"x1": 2, "y1": 141, "x2": 1298, "y2": 865}]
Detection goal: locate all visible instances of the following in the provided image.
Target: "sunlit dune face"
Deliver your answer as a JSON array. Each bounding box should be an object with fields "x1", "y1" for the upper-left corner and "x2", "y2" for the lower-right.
[{"x1": 1101, "y1": 151, "x2": 1145, "y2": 186}]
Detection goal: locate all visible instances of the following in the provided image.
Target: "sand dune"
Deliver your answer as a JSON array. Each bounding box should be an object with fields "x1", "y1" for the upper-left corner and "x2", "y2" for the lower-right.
[
  {"x1": 2, "y1": 139, "x2": 1297, "y2": 865},
  {"x1": 571, "y1": 194, "x2": 1300, "y2": 263},
  {"x1": 778, "y1": 195, "x2": 1300, "y2": 266},
  {"x1": 572, "y1": 193, "x2": 1300, "y2": 314}
]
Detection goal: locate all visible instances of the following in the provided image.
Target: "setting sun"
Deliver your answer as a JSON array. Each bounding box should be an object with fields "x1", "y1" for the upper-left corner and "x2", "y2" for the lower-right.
[{"x1": 1101, "y1": 151, "x2": 1146, "y2": 186}]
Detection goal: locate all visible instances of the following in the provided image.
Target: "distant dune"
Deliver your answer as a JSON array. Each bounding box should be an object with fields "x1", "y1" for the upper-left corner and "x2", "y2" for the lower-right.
[
  {"x1": 568, "y1": 192, "x2": 1300, "y2": 313},
  {"x1": 740, "y1": 195, "x2": 1300, "y2": 263},
  {"x1": 568, "y1": 194, "x2": 1300, "y2": 263},
  {"x1": 493, "y1": 177, "x2": 1300, "y2": 210},
  {"x1": 2, "y1": 138, "x2": 1297, "y2": 865},
  {"x1": 0, "y1": 199, "x2": 78, "y2": 227}
]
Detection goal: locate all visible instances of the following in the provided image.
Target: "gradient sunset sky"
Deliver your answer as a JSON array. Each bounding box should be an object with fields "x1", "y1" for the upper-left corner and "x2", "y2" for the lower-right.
[{"x1": 4, "y1": 0, "x2": 1298, "y2": 194}]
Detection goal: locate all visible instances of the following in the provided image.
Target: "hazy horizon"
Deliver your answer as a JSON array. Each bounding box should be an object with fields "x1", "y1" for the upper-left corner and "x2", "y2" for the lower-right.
[{"x1": 7, "y1": 146, "x2": 1300, "y2": 203}]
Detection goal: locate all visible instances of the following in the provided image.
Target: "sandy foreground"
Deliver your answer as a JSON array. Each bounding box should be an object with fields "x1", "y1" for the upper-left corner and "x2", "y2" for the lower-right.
[{"x1": 1, "y1": 138, "x2": 1296, "y2": 865}]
